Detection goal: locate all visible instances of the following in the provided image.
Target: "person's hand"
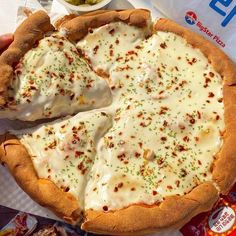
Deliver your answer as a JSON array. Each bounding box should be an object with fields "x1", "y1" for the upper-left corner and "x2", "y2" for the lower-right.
[{"x1": 0, "y1": 34, "x2": 13, "y2": 53}]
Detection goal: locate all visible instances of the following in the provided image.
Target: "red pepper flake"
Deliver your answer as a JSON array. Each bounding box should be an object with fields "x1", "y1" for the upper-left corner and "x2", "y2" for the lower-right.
[
  {"x1": 218, "y1": 98, "x2": 223, "y2": 103},
  {"x1": 70, "y1": 93, "x2": 75, "y2": 100},
  {"x1": 204, "y1": 78, "x2": 211, "y2": 88},
  {"x1": 135, "y1": 45, "x2": 141, "y2": 49},
  {"x1": 59, "y1": 88, "x2": 65, "y2": 96},
  {"x1": 209, "y1": 72, "x2": 215, "y2": 77},
  {"x1": 167, "y1": 185, "x2": 173, "y2": 190},
  {"x1": 177, "y1": 56, "x2": 181, "y2": 60},
  {"x1": 175, "y1": 180, "x2": 180, "y2": 187},
  {"x1": 114, "y1": 187, "x2": 118, "y2": 192},
  {"x1": 159, "y1": 106, "x2": 169, "y2": 115},
  {"x1": 109, "y1": 29, "x2": 115, "y2": 35},
  {"x1": 138, "y1": 142, "x2": 143, "y2": 148},
  {"x1": 118, "y1": 132, "x2": 123, "y2": 136},
  {"x1": 131, "y1": 187, "x2": 136, "y2": 191},
  {"x1": 161, "y1": 137, "x2": 167, "y2": 142},
  {"x1": 48, "y1": 140, "x2": 57, "y2": 149},
  {"x1": 93, "y1": 187, "x2": 97, "y2": 191},
  {"x1": 157, "y1": 158, "x2": 164, "y2": 165},
  {"x1": 48, "y1": 168, "x2": 51, "y2": 173},
  {"x1": 160, "y1": 42, "x2": 167, "y2": 49},
  {"x1": 152, "y1": 190, "x2": 157, "y2": 196},
  {"x1": 135, "y1": 152, "x2": 141, "y2": 158},
  {"x1": 64, "y1": 52, "x2": 74, "y2": 65},
  {"x1": 77, "y1": 162, "x2": 87, "y2": 175},
  {"x1": 109, "y1": 143, "x2": 114, "y2": 148},
  {"x1": 194, "y1": 137, "x2": 199, "y2": 142},
  {"x1": 178, "y1": 145, "x2": 188, "y2": 152},
  {"x1": 197, "y1": 111, "x2": 201, "y2": 119},
  {"x1": 172, "y1": 152, "x2": 177, "y2": 157},
  {"x1": 75, "y1": 151, "x2": 84, "y2": 157},
  {"x1": 126, "y1": 51, "x2": 138, "y2": 56},
  {"x1": 118, "y1": 183, "x2": 123, "y2": 188},
  {"x1": 110, "y1": 49, "x2": 114, "y2": 57},
  {"x1": 216, "y1": 115, "x2": 220, "y2": 120},
  {"x1": 93, "y1": 45, "x2": 99, "y2": 54},
  {"x1": 180, "y1": 168, "x2": 187, "y2": 177},
  {"x1": 101, "y1": 112, "x2": 107, "y2": 116},
  {"x1": 183, "y1": 136, "x2": 189, "y2": 142},
  {"x1": 103, "y1": 206, "x2": 108, "y2": 211},
  {"x1": 179, "y1": 80, "x2": 187, "y2": 87},
  {"x1": 198, "y1": 160, "x2": 202, "y2": 165},
  {"x1": 163, "y1": 120, "x2": 168, "y2": 127},
  {"x1": 208, "y1": 92, "x2": 215, "y2": 98},
  {"x1": 140, "y1": 122, "x2": 146, "y2": 127},
  {"x1": 115, "y1": 39, "x2": 119, "y2": 45}
]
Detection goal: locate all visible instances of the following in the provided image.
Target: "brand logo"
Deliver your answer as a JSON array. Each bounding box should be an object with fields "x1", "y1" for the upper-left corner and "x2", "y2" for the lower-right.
[
  {"x1": 208, "y1": 206, "x2": 235, "y2": 233},
  {"x1": 185, "y1": 11, "x2": 198, "y2": 25}
]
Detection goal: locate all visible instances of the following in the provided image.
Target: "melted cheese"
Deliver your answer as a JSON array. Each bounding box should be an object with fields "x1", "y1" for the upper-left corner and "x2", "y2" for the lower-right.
[
  {"x1": 13, "y1": 27, "x2": 224, "y2": 212},
  {"x1": 1, "y1": 33, "x2": 111, "y2": 121},
  {"x1": 16, "y1": 111, "x2": 112, "y2": 208},
  {"x1": 84, "y1": 32, "x2": 224, "y2": 211},
  {"x1": 76, "y1": 22, "x2": 150, "y2": 75}
]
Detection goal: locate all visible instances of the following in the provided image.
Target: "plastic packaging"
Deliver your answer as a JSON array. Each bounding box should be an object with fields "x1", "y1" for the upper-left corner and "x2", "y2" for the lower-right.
[{"x1": 152, "y1": 0, "x2": 236, "y2": 62}]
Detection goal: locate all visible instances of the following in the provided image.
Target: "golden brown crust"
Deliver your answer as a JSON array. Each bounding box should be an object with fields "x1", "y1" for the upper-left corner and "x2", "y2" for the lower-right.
[
  {"x1": 82, "y1": 183, "x2": 218, "y2": 235},
  {"x1": 62, "y1": 9, "x2": 151, "y2": 41},
  {"x1": 0, "y1": 11, "x2": 54, "y2": 106},
  {"x1": 0, "y1": 133, "x2": 80, "y2": 224},
  {"x1": 154, "y1": 18, "x2": 236, "y2": 194}
]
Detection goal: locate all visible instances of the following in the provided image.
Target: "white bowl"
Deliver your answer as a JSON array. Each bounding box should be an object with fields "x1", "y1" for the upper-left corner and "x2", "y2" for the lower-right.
[{"x1": 57, "y1": 0, "x2": 112, "y2": 13}]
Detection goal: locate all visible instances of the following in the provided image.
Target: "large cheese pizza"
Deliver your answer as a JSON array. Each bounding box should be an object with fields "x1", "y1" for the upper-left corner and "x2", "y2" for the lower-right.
[{"x1": 0, "y1": 9, "x2": 235, "y2": 235}]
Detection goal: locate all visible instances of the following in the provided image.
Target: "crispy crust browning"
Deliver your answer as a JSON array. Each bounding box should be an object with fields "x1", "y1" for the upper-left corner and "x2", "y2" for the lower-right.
[
  {"x1": 0, "y1": 133, "x2": 81, "y2": 224},
  {"x1": 0, "y1": 11, "x2": 54, "y2": 107},
  {"x1": 82, "y1": 183, "x2": 218, "y2": 235},
  {"x1": 0, "y1": 12, "x2": 235, "y2": 236},
  {"x1": 61, "y1": 9, "x2": 151, "y2": 41}
]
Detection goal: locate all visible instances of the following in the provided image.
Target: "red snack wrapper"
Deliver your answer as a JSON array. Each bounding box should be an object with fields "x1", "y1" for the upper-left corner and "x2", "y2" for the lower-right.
[{"x1": 181, "y1": 184, "x2": 236, "y2": 236}]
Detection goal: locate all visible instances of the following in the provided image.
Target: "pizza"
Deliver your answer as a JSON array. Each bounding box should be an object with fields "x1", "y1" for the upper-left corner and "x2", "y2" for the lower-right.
[{"x1": 0, "y1": 9, "x2": 235, "y2": 235}]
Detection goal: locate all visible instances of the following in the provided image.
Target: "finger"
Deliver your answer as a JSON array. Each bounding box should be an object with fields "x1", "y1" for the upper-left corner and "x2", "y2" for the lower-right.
[{"x1": 0, "y1": 34, "x2": 14, "y2": 51}]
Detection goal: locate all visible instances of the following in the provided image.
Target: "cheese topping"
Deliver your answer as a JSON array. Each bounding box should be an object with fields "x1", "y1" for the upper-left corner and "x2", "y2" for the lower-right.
[
  {"x1": 76, "y1": 22, "x2": 150, "y2": 75},
  {"x1": 2, "y1": 33, "x2": 111, "y2": 121},
  {"x1": 85, "y1": 32, "x2": 224, "y2": 211},
  {"x1": 13, "y1": 24, "x2": 224, "y2": 213},
  {"x1": 17, "y1": 111, "x2": 112, "y2": 208}
]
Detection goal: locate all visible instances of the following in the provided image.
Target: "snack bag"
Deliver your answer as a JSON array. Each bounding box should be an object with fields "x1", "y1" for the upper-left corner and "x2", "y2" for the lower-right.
[
  {"x1": 180, "y1": 184, "x2": 236, "y2": 236},
  {"x1": 151, "y1": 0, "x2": 236, "y2": 62}
]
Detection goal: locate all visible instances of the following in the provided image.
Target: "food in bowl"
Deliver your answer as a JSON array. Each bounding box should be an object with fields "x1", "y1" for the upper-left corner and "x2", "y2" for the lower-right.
[{"x1": 65, "y1": 0, "x2": 102, "y2": 6}]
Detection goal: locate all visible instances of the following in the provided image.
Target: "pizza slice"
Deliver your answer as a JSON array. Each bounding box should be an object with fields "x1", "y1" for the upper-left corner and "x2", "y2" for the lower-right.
[
  {"x1": 1, "y1": 110, "x2": 112, "y2": 223},
  {"x1": 62, "y1": 9, "x2": 151, "y2": 77},
  {"x1": 0, "y1": 11, "x2": 111, "y2": 121}
]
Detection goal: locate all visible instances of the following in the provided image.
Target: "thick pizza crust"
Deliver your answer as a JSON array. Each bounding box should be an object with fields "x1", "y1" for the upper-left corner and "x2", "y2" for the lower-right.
[
  {"x1": 61, "y1": 9, "x2": 151, "y2": 41},
  {"x1": 82, "y1": 183, "x2": 218, "y2": 235},
  {"x1": 0, "y1": 12, "x2": 235, "y2": 236},
  {"x1": 0, "y1": 10, "x2": 54, "y2": 107},
  {"x1": 0, "y1": 133, "x2": 81, "y2": 224}
]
